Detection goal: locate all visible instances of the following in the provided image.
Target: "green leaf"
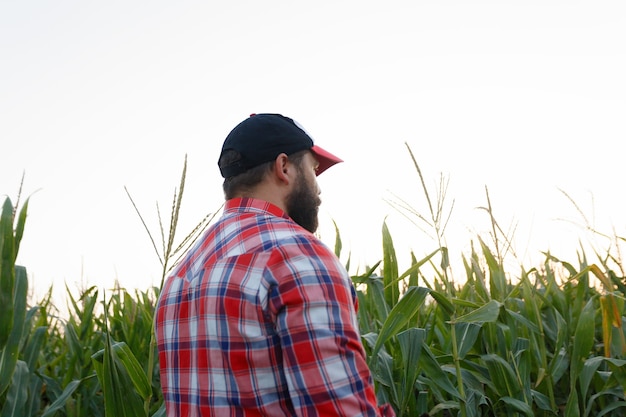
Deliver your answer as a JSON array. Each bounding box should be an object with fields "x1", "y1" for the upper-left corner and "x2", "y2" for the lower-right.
[
  {"x1": 382, "y1": 221, "x2": 399, "y2": 307},
  {"x1": 0, "y1": 198, "x2": 16, "y2": 349},
  {"x1": 455, "y1": 322, "x2": 481, "y2": 360},
  {"x1": 353, "y1": 266, "x2": 389, "y2": 325},
  {"x1": 95, "y1": 290, "x2": 148, "y2": 417},
  {"x1": 40, "y1": 380, "x2": 81, "y2": 417},
  {"x1": 24, "y1": 326, "x2": 47, "y2": 372},
  {"x1": 397, "y1": 328, "x2": 425, "y2": 412},
  {"x1": 428, "y1": 400, "x2": 460, "y2": 416},
  {"x1": 479, "y1": 238, "x2": 506, "y2": 301},
  {"x1": 371, "y1": 286, "x2": 430, "y2": 359},
  {"x1": 151, "y1": 403, "x2": 166, "y2": 417},
  {"x1": 372, "y1": 348, "x2": 398, "y2": 405},
  {"x1": 63, "y1": 322, "x2": 82, "y2": 364},
  {"x1": 571, "y1": 298, "x2": 596, "y2": 386},
  {"x1": 549, "y1": 347, "x2": 569, "y2": 385},
  {"x1": 505, "y1": 309, "x2": 540, "y2": 335},
  {"x1": 92, "y1": 342, "x2": 151, "y2": 400},
  {"x1": 12, "y1": 199, "x2": 28, "y2": 261},
  {"x1": 332, "y1": 219, "x2": 342, "y2": 258},
  {"x1": 596, "y1": 401, "x2": 626, "y2": 417},
  {"x1": 580, "y1": 356, "x2": 604, "y2": 401},
  {"x1": 101, "y1": 337, "x2": 147, "y2": 417},
  {"x1": 463, "y1": 388, "x2": 482, "y2": 417},
  {"x1": 397, "y1": 249, "x2": 440, "y2": 283},
  {"x1": 0, "y1": 266, "x2": 27, "y2": 397},
  {"x1": 455, "y1": 299, "x2": 502, "y2": 324},
  {"x1": 606, "y1": 356, "x2": 626, "y2": 393},
  {"x1": 25, "y1": 373, "x2": 42, "y2": 417},
  {"x1": 482, "y1": 354, "x2": 519, "y2": 397},
  {"x1": 531, "y1": 389, "x2": 553, "y2": 411},
  {"x1": 77, "y1": 287, "x2": 99, "y2": 341},
  {"x1": 498, "y1": 396, "x2": 533, "y2": 417},
  {"x1": 369, "y1": 276, "x2": 390, "y2": 325},
  {"x1": 565, "y1": 387, "x2": 580, "y2": 417},
  {"x1": 428, "y1": 289, "x2": 455, "y2": 316},
  {"x1": 419, "y1": 343, "x2": 461, "y2": 400},
  {"x1": 0, "y1": 361, "x2": 28, "y2": 417}
]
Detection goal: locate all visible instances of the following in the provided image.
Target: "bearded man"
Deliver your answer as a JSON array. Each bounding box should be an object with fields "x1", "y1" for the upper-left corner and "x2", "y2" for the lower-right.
[{"x1": 155, "y1": 113, "x2": 395, "y2": 417}]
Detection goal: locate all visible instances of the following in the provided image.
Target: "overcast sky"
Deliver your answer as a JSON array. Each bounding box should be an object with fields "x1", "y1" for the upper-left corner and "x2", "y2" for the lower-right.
[{"x1": 1, "y1": 1, "x2": 625, "y2": 304}]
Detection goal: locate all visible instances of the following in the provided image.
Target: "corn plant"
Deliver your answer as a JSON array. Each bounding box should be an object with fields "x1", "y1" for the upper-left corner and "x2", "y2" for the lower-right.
[
  {"x1": 3, "y1": 147, "x2": 626, "y2": 416},
  {"x1": 0, "y1": 195, "x2": 38, "y2": 415},
  {"x1": 1, "y1": 195, "x2": 78, "y2": 416},
  {"x1": 113, "y1": 154, "x2": 215, "y2": 417},
  {"x1": 349, "y1": 144, "x2": 626, "y2": 416},
  {"x1": 342, "y1": 217, "x2": 626, "y2": 416}
]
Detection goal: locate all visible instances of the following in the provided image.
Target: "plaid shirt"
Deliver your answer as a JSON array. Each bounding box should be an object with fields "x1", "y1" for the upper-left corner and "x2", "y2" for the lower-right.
[{"x1": 155, "y1": 197, "x2": 394, "y2": 417}]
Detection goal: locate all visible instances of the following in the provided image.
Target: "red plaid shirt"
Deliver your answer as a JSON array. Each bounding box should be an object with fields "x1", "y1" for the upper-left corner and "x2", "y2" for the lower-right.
[{"x1": 155, "y1": 197, "x2": 394, "y2": 417}]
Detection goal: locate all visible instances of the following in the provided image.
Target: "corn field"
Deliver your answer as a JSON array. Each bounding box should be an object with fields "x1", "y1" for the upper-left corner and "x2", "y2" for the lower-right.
[{"x1": 2, "y1": 155, "x2": 626, "y2": 416}]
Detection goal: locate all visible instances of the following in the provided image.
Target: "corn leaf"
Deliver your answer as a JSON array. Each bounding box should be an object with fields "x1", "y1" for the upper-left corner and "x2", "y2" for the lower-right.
[
  {"x1": 95, "y1": 290, "x2": 147, "y2": 417},
  {"x1": 40, "y1": 379, "x2": 81, "y2": 417},
  {"x1": 25, "y1": 373, "x2": 42, "y2": 417},
  {"x1": 372, "y1": 348, "x2": 398, "y2": 406},
  {"x1": 12, "y1": 199, "x2": 27, "y2": 263},
  {"x1": 455, "y1": 322, "x2": 481, "y2": 360},
  {"x1": 548, "y1": 347, "x2": 569, "y2": 385},
  {"x1": 24, "y1": 326, "x2": 47, "y2": 372},
  {"x1": 332, "y1": 219, "x2": 342, "y2": 258},
  {"x1": 455, "y1": 299, "x2": 502, "y2": 324},
  {"x1": 428, "y1": 401, "x2": 460, "y2": 416},
  {"x1": 428, "y1": 290, "x2": 455, "y2": 316},
  {"x1": 0, "y1": 266, "x2": 27, "y2": 397},
  {"x1": 481, "y1": 354, "x2": 519, "y2": 397},
  {"x1": 498, "y1": 396, "x2": 533, "y2": 417},
  {"x1": 102, "y1": 335, "x2": 146, "y2": 417},
  {"x1": 0, "y1": 361, "x2": 28, "y2": 417},
  {"x1": 0, "y1": 198, "x2": 16, "y2": 349},
  {"x1": 595, "y1": 401, "x2": 626, "y2": 417},
  {"x1": 151, "y1": 403, "x2": 166, "y2": 417},
  {"x1": 92, "y1": 342, "x2": 151, "y2": 400},
  {"x1": 571, "y1": 298, "x2": 596, "y2": 385},
  {"x1": 371, "y1": 286, "x2": 430, "y2": 358},
  {"x1": 531, "y1": 389, "x2": 553, "y2": 412},
  {"x1": 565, "y1": 387, "x2": 580, "y2": 417},
  {"x1": 382, "y1": 221, "x2": 399, "y2": 307},
  {"x1": 580, "y1": 356, "x2": 604, "y2": 401},
  {"x1": 397, "y1": 327, "x2": 425, "y2": 412},
  {"x1": 479, "y1": 238, "x2": 506, "y2": 302},
  {"x1": 419, "y1": 343, "x2": 461, "y2": 400}
]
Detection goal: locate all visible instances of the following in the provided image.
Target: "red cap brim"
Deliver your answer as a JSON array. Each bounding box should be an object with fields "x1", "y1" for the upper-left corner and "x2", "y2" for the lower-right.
[{"x1": 310, "y1": 145, "x2": 343, "y2": 176}]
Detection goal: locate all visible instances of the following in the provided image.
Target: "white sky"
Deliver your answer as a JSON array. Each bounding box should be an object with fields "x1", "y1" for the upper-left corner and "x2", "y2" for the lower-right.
[{"x1": 1, "y1": 1, "x2": 625, "y2": 304}]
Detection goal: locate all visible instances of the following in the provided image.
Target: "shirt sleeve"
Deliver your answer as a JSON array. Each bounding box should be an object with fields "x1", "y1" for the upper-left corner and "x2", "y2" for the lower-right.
[{"x1": 267, "y1": 240, "x2": 395, "y2": 417}]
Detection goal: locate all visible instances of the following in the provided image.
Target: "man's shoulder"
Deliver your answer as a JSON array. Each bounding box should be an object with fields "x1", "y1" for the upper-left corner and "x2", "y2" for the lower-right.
[
  {"x1": 270, "y1": 226, "x2": 343, "y2": 270},
  {"x1": 270, "y1": 220, "x2": 325, "y2": 248}
]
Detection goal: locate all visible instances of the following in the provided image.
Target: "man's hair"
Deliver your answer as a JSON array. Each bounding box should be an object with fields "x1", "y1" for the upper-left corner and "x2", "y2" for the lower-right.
[{"x1": 221, "y1": 149, "x2": 308, "y2": 200}]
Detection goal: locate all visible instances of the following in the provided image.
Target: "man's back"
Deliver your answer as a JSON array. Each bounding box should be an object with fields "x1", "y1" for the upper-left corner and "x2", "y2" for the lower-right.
[{"x1": 155, "y1": 197, "x2": 386, "y2": 416}]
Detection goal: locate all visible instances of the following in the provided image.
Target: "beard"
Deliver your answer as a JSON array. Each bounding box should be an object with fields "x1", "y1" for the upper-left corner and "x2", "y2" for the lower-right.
[{"x1": 285, "y1": 172, "x2": 321, "y2": 233}]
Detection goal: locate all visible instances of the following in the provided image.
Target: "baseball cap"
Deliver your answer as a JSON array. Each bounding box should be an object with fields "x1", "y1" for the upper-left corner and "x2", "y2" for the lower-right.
[{"x1": 218, "y1": 113, "x2": 343, "y2": 178}]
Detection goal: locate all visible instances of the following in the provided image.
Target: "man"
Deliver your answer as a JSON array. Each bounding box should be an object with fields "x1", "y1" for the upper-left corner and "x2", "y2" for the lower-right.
[{"x1": 155, "y1": 113, "x2": 395, "y2": 416}]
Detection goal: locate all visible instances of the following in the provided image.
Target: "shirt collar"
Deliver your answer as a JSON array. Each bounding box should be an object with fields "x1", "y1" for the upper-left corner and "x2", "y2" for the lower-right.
[{"x1": 224, "y1": 197, "x2": 289, "y2": 220}]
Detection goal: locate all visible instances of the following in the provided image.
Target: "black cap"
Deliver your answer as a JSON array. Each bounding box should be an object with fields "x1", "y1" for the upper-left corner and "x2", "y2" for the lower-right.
[{"x1": 218, "y1": 113, "x2": 343, "y2": 178}]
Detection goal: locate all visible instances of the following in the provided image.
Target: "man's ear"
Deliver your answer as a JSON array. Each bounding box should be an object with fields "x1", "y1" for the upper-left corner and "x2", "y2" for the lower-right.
[{"x1": 273, "y1": 153, "x2": 291, "y2": 184}]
